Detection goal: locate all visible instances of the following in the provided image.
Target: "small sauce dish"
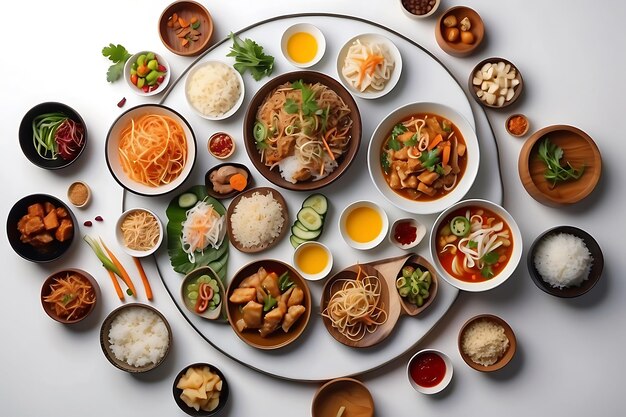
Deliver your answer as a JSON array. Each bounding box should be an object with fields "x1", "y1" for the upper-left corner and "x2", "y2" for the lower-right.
[
  {"x1": 399, "y1": 0, "x2": 441, "y2": 19},
  {"x1": 339, "y1": 201, "x2": 389, "y2": 250},
  {"x1": 506, "y1": 114, "x2": 529, "y2": 137},
  {"x1": 281, "y1": 23, "x2": 326, "y2": 68},
  {"x1": 207, "y1": 132, "x2": 235, "y2": 159},
  {"x1": 407, "y1": 349, "x2": 453, "y2": 394},
  {"x1": 67, "y1": 181, "x2": 91, "y2": 208},
  {"x1": 293, "y1": 241, "x2": 333, "y2": 281},
  {"x1": 389, "y1": 218, "x2": 426, "y2": 250}
]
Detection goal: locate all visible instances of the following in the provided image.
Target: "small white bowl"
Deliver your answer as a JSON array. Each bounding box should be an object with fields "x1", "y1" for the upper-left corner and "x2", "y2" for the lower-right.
[
  {"x1": 115, "y1": 208, "x2": 164, "y2": 257},
  {"x1": 429, "y1": 199, "x2": 523, "y2": 292},
  {"x1": 185, "y1": 60, "x2": 245, "y2": 120},
  {"x1": 292, "y1": 241, "x2": 333, "y2": 281},
  {"x1": 124, "y1": 51, "x2": 171, "y2": 96},
  {"x1": 407, "y1": 349, "x2": 453, "y2": 395},
  {"x1": 399, "y1": 0, "x2": 441, "y2": 19},
  {"x1": 389, "y1": 218, "x2": 426, "y2": 250},
  {"x1": 336, "y1": 33, "x2": 403, "y2": 100},
  {"x1": 281, "y1": 23, "x2": 326, "y2": 68},
  {"x1": 339, "y1": 201, "x2": 389, "y2": 250}
]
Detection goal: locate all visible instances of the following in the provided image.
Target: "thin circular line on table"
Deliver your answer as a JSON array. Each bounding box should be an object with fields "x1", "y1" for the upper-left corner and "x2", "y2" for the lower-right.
[{"x1": 121, "y1": 12, "x2": 503, "y2": 382}]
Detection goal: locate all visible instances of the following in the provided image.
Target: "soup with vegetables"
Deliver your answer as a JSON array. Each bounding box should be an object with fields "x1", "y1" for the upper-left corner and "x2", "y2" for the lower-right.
[
  {"x1": 436, "y1": 206, "x2": 513, "y2": 282},
  {"x1": 380, "y1": 113, "x2": 467, "y2": 201}
]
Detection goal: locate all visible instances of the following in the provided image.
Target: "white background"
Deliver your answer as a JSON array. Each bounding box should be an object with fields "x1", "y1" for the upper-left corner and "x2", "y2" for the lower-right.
[{"x1": 1, "y1": 1, "x2": 624, "y2": 416}]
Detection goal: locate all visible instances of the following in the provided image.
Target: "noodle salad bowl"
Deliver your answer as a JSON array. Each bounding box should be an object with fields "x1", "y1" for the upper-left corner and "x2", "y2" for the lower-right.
[
  {"x1": 105, "y1": 104, "x2": 197, "y2": 196},
  {"x1": 429, "y1": 199, "x2": 522, "y2": 292},
  {"x1": 243, "y1": 71, "x2": 362, "y2": 191},
  {"x1": 368, "y1": 102, "x2": 479, "y2": 214},
  {"x1": 115, "y1": 208, "x2": 164, "y2": 257}
]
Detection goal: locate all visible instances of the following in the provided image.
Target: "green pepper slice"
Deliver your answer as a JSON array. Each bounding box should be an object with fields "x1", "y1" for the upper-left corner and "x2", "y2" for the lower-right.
[{"x1": 450, "y1": 216, "x2": 471, "y2": 237}]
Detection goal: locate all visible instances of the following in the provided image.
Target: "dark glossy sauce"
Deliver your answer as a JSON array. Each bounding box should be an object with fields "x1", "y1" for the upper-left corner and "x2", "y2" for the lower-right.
[
  {"x1": 410, "y1": 351, "x2": 446, "y2": 388},
  {"x1": 393, "y1": 221, "x2": 417, "y2": 245}
]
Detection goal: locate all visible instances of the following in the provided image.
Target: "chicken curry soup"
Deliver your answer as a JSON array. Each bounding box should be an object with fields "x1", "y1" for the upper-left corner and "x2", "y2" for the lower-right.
[
  {"x1": 380, "y1": 114, "x2": 468, "y2": 201},
  {"x1": 436, "y1": 206, "x2": 513, "y2": 282}
]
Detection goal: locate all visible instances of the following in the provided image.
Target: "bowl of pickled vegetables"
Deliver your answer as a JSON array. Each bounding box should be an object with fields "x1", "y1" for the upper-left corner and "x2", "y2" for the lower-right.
[{"x1": 180, "y1": 267, "x2": 226, "y2": 320}]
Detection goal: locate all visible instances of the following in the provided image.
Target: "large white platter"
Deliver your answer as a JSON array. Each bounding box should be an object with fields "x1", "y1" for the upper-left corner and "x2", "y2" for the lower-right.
[{"x1": 125, "y1": 13, "x2": 503, "y2": 381}]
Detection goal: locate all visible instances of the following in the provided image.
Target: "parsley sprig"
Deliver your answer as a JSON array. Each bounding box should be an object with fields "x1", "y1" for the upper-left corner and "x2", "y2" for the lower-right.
[
  {"x1": 102, "y1": 44, "x2": 131, "y2": 82},
  {"x1": 537, "y1": 137, "x2": 585, "y2": 188},
  {"x1": 227, "y1": 33, "x2": 274, "y2": 81}
]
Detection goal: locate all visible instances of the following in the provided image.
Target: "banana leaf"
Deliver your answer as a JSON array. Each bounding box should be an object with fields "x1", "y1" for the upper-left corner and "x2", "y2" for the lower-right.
[{"x1": 166, "y1": 185, "x2": 229, "y2": 280}]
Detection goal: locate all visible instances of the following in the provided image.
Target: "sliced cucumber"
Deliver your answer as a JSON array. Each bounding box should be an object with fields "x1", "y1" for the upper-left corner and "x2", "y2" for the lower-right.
[
  {"x1": 291, "y1": 225, "x2": 321, "y2": 240},
  {"x1": 178, "y1": 192, "x2": 198, "y2": 208},
  {"x1": 302, "y1": 193, "x2": 328, "y2": 216},
  {"x1": 294, "y1": 220, "x2": 310, "y2": 231},
  {"x1": 290, "y1": 235, "x2": 307, "y2": 248},
  {"x1": 297, "y1": 207, "x2": 323, "y2": 231}
]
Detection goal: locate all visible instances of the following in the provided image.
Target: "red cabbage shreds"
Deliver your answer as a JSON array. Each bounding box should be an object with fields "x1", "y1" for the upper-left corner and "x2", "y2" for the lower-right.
[{"x1": 55, "y1": 119, "x2": 85, "y2": 161}]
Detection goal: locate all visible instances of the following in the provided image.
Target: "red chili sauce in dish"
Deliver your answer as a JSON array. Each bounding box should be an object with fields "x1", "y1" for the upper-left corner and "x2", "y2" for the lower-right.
[
  {"x1": 393, "y1": 221, "x2": 417, "y2": 245},
  {"x1": 410, "y1": 351, "x2": 446, "y2": 388},
  {"x1": 208, "y1": 133, "x2": 234, "y2": 158}
]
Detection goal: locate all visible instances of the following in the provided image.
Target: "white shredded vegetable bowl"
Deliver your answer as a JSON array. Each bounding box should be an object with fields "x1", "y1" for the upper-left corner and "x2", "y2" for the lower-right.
[{"x1": 429, "y1": 199, "x2": 522, "y2": 292}]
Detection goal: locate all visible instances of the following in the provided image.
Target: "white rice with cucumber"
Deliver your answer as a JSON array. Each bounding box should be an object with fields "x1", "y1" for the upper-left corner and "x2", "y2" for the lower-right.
[{"x1": 533, "y1": 233, "x2": 593, "y2": 289}]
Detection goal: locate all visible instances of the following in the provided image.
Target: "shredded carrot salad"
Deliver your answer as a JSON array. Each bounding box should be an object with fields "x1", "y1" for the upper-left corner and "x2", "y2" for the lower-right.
[
  {"x1": 118, "y1": 114, "x2": 188, "y2": 187},
  {"x1": 43, "y1": 273, "x2": 96, "y2": 320}
]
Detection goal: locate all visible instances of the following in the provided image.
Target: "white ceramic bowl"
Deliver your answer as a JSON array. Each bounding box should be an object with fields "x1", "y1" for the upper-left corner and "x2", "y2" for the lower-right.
[
  {"x1": 281, "y1": 23, "x2": 326, "y2": 68},
  {"x1": 367, "y1": 102, "x2": 480, "y2": 214},
  {"x1": 399, "y1": 0, "x2": 441, "y2": 19},
  {"x1": 292, "y1": 241, "x2": 333, "y2": 281},
  {"x1": 388, "y1": 217, "x2": 426, "y2": 250},
  {"x1": 429, "y1": 199, "x2": 523, "y2": 292},
  {"x1": 336, "y1": 33, "x2": 403, "y2": 99},
  {"x1": 184, "y1": 60, "x2": 245, "y2": 120},
  {"x1": 124, "y1": 51, "x2": 171, "y2": 96},
  {"x1": 339, "y1": 201, "x2": 389, "y2": 250},
  {"x1": 105, "y1": 104, "x2": 197, "y2": 196},
  {"x1": 407, "y1": 349, "x2": 453, "y2": 395},
  {"x1": 115, "y1": 208, "x2": 164, "y2": 257}
]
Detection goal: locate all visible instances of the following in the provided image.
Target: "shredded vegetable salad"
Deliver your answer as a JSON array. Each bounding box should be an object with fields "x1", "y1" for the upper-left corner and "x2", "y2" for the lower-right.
[{"x1": 181, "y1": 200, "x2": 226, "y2": 263}]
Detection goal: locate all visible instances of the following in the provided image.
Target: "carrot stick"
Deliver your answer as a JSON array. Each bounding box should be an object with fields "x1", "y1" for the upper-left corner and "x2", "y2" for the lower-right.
[
  {"x1": 428, "y1": 134, "x2": 443, "y2": 150},
  {"x1": 107, "y1": 269, "x2": 125, "y2": 300},
  {"x1": 133, "y1": 257, "x2": 153, "y2": 301},
  {"x1": 323, "y1": 128, "x2": 337, "y2": 161},
  {"x1": 442, "y1": 144, "x2": 451, "y2": 166},
  {"x1": 100, "y1": 239, "x2": 137, "y2": 297}
]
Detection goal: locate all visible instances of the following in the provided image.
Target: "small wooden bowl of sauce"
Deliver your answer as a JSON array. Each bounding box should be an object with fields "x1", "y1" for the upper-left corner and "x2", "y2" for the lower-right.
[
  {"x1": 208, "y1": 132, "x2": 235, "y2": 159},
  {"x1": 506, "y1": 114, "x2": 529, "y2": 137}
]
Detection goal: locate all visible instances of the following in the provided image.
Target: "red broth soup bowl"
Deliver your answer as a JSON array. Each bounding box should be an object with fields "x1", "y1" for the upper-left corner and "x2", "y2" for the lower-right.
[{"x1": 429, "y1": 199, "x2": 522, "y2": 292}]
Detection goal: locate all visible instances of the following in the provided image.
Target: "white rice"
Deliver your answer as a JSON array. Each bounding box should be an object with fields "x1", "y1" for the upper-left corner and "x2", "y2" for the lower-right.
[
  {"x1": 108, "y1": 307, "x2": 169, "y2": 367},
  {"x1": 230, "y1": 191, "x2": 284, "y2": 248},
  {"x1": 461, "y1": 320, "x2": 509, "y2": 366},
  {"x1": 186, "y1": 62, "x2": 241, "y2": 118},
  {"x1": 278, "y1": 155, "x2": 338, "y2": 183},
  {"x1": 533, "y1": 233, "x2": 592, "y2": 289}
]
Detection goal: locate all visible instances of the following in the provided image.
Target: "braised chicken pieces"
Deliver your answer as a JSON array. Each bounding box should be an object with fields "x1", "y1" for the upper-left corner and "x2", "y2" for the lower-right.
[{"x1": 17, "y1": 202, "x2": 73, "y2": 250}]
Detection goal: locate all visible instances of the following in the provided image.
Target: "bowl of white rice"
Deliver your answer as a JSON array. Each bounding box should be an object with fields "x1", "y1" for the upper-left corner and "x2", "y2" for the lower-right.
[
  {"x1": 528, "y1": 225, "x2": 604, "y2": 298},
  {"x1": 185, "y1": 60, "x2": 245, "y2": 121},
  {"x1": 458, "y1": 314, "x2": 516, "y2": 372},
  {"x1": 100, "y1": 303, "x2": 172, "y2": 373}
]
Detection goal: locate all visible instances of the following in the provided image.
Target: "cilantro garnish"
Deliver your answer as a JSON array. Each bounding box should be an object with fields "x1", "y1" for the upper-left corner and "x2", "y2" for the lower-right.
[
  {"x1": 102, "y1": 43, "x2": 131, "y2": 83},
  {"x1": 468, "y1": 240, "x2": 478, "y2": 249},
  {"x1": 419, "y1": 149, "x2": 441, "y2": 171},
  {"x1": 381, "y1": 152, "x2": 391, "y2": 174},
  {"x1": 227, "y1": 33, "x2": 275, "y2": 81}
]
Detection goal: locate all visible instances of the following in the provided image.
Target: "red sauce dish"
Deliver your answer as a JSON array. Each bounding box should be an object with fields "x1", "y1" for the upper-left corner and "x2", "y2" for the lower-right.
[
  {"x1": 394, "y1": 221, "x2": 417, "y2": 246},
  {"x1": 208, "y1": 132, "x2": 235, "y2": 159},
  {"x1": 407, "y1": 349, "x2": 452, "y2": 394}
]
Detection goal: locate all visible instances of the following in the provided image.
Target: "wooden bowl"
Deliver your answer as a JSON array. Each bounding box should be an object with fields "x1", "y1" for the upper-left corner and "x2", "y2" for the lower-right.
[
  {"x1": 226, "y1": 187, "x2": 289, "y2": 253},
  {"x1": 394, "y1": 255, "x2": 438, "y2": 317},
  {"x1": 505, "y1": 114, "x2": 530, "y2": 137},
  {"x1": 40, "y1": 269, "x2": 99, "y2": 324},
  {"x1": 469, "y1": 57, "x2": 523, "y2": 109},
  {"x1": 458, "y1": 314, "x2": 516, "y2": 372},
  {"x1": 100, "y1": 303, "x2": 172, "y2": 373},
  {"x1": 225, "y1": 259, "x2": 312, "y2": 350},
  {"x1": 527, "y1": 226, "x2": 603, "y2": 298},
  {"x1": 158, "y1": 1, "x2": 213, "y2": 57},
  {"x1": 312, "y1": 378, "x2": 374, "y2": 417},
  {"x1": 180, "y1": 266, "x2": 226, "y2": 320},
  {"x1": 243, "y1": 71, "x2": 362, "y2": 191},
  {"x1": 172, "y1": 363, "x2": 229, "y2": 416},
  {"x1": 435, "y1": 6, "x2": 484, "y2": 57},
  {"x1": 518, "y1": 125, "x2": 602, "y2": 206},
  {"x1": 205, "y1": 162, "x2": 253, "y2": 200},
  {"x1": 321, "y1": 264, "x2": 395, "y2": 348},
  {"x1": 207, "y1": 132, "x2": 236, "y2": 160},
  {"x1": 6, "y1": 193, "x2": 77, "y2": 263},
  {"x1": 19, "y1": 102, "x2": 87, "y2": 169}
]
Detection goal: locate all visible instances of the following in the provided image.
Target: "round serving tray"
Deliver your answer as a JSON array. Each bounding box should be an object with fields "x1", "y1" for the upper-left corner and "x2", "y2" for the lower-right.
[{"x1": 124, "y1": 13, "x2": 503, "y2": 381}]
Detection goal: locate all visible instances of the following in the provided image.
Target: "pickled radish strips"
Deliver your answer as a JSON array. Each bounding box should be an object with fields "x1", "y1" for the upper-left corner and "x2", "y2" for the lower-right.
[
  {"x1": 32, "y1": 112, "x2": 85, "y2": 161},
  {"x1": 181, "y1": 200, "x2": 226, "y2": 263}
]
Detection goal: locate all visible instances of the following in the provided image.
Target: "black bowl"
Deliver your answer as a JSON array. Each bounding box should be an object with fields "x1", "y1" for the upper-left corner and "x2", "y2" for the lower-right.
[
  {"x1": 6, "y1": 193, "x2": 77, "y2": 263},
  {"x1": 19, "y1": 102, "x2": 87, "y2": 169},
  {"x1": 173, "y1": 363, "x2": 229, "y2": 416},
  {"x1": 527, "y1": 225, "x2": 603, "y2": 298}
]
